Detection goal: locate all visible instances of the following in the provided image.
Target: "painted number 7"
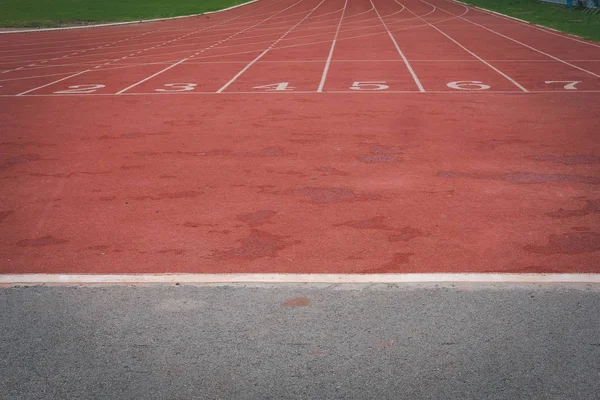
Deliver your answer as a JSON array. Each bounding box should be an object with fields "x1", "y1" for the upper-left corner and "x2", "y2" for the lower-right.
[{"x1": 545, "y1": 80, "x2": 581, "y2": 90}]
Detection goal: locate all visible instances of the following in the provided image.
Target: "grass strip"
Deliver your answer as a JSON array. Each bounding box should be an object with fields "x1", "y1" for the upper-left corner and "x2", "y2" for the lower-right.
[
  {"x1": 459, "y1": 0, "x2": 600, "y2": 41},
  {"x1": 0, "y1": 0, "x2": 251, "y2": 28}
]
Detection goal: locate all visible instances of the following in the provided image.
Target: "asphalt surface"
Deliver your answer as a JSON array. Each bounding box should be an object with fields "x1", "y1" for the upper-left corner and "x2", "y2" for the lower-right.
[{"x1": 1, "y1": 284, "x2": 599, "y2": 399}]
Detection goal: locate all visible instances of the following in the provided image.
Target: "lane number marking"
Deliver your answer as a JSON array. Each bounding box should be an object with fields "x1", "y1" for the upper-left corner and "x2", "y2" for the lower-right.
[
  {"x1": 253, "y1": 82, "x2": 295, "y2": 91},
  {"x1": 544, "y1": 80, "x2": 581, "y2": 90},
  {"x1": 54, "y1": 84, "x2": 105, "y2": 94},
  {"x1": 155, "y1": 83, "x2": 197, "y2": 92},
  {"x1": 447, "y1": 81, "x2": 491, "y2": 91},
  {"x1": 350, "y1": 81, "x2": 389, "y2": 91}
]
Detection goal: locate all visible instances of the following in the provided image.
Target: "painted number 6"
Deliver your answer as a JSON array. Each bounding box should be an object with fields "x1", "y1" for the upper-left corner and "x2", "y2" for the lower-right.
[
  {"x1": 350, "y1": 81, "x2": 389, "y2": 91},
  {"x1": 447, "y1": 81, "x2": 491, "y2": 91}
]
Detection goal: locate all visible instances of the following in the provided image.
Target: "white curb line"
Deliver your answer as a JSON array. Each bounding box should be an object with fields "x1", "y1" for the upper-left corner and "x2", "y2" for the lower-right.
[
  {"x1": 452, "y1": 0, "x2": 587, "y2": 40},
  {"x1": 0, "y1": 0, "x2": 259, "y2": 34},
  {"x1": 1, "y1": 273, "x2": 600, "y2": 285}
]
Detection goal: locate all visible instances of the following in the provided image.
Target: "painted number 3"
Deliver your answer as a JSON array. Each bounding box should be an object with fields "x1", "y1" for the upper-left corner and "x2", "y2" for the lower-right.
[{"x1": 155, "y1": 83, "x2": 197, "y2": 92}]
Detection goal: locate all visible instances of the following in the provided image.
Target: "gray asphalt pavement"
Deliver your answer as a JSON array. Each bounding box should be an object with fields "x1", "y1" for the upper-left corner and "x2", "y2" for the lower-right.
[{"x1": 1, "y1": 284, "x2": 599, "y2": 399}]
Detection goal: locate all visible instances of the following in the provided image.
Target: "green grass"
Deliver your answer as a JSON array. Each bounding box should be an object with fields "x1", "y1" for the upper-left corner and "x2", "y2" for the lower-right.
[
  {"x1": 0, "y1": 0, "x2": 249, "y2": 28},
  {"x1": 461, "y1": 0, "x2": 600, "y2": 41}
]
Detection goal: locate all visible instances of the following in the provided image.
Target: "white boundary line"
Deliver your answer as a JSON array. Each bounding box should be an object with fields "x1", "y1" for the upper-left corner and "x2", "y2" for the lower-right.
[
  {"x1": 14, "y1": 0, "x2": 286, "y2": 95},
  {"x1": 0, "y1": 0, "x2": 260, "y2": 35},
  {"x1": 1, "y1": 273, "x2": 600, "y2": 285},
  {"x1": 116, "y1": 58, "x2": 188, "y2": 94},
  {"x1": 317, "y1": 0, "x2": 349, "y2": 92},
  {"x1": 369, "y1": 0, "x2": 424, "y2": 92},
  {"x1": 476, "y1": 7, "x2": 529, "y2": 24},
  {"x1": 422, "y1": 0, "x2": 600, "y2": 80},
  {"x1": 216, "y1": 0, "x2": 328, "y2": 93},
  {"x1": 399, "y1": 0, "x2": 528, "y2": 92},
  {"x1": 4, "y1": 90, "x2": 600, "y2": 97},
  {"x1": 117, "y1": 0, "x2": 306, "y2": 94},
  {"x1": 450, "y1": 0, "x2": 600, "y2": 49},
  {"x1": 0, "y1": 4, "x2": 470, "y2": 69},
  {"x1": 473, "y1": 6, "x2": 581, "y2": 38},
  {"x1": 15, "y1": 69, "x2": 90, "y2": 96}
]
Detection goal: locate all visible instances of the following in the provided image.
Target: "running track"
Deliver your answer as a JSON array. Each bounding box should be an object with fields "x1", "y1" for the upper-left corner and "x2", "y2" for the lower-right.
[{"x1": 1, "y1": 0, "x2": 599, "y2": 278}]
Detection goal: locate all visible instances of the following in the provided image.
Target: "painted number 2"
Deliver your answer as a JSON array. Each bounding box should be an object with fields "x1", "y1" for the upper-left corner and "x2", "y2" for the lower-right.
[
  {"x1": 545, "y1": 81, "x2": 581, "y2": 90},
  {"x1": 447, "y1": 81, "x2": 490, "y2": 91},
  {"x1": 54, "y1": 84, "x2": 105, "y2": 94},
  {"x1": 350, "y1": 81, "x2": 389, "y2": 91}
]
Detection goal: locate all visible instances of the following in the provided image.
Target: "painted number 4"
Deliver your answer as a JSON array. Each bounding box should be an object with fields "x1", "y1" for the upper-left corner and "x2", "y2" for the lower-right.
[
  {"x1": 253, "y1": 82, "x2": 294, "y2": 91},
  {"x1": 545, "y1": 81, "x2": 581, "y2": 90}
]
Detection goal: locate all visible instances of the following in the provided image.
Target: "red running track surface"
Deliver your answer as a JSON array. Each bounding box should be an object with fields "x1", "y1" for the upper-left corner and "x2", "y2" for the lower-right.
[{"x1": 1, "y1": 0, "x2": 599, "y2": 274}]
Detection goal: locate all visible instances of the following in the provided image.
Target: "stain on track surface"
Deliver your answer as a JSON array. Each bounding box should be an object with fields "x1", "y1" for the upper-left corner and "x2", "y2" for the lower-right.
[{"x1": 1, "y1": 94, "x2": 599, "y2": 274}]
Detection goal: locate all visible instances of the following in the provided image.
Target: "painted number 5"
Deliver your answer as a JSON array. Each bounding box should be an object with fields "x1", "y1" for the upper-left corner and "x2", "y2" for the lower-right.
[
  {"x1": 447, "y1": 81, "x2": 491, "y2": 91},
  {"x1": 350, "y1": 81, "x2": 389, "y2": 91}
]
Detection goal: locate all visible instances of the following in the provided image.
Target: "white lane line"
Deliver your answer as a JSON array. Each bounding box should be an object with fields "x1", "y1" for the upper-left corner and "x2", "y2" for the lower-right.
[
  {"x1": 0, "y1": 3, "x2": 460, "y2": 70},
  {"x1": 9, "y1": 0, "x2": 289, "y2": 93},
  {"x1": 1, "y1": 66, "x2": 23, "y2": 74},
  {"x1": 344, "y1": 4, "x2": 375, "y2": 19},
  {"x1": 473, "y1": 7, "x2": 529, "y2": 24},
  {"x1": 0, "y1": 0, "x2": 260, "y2": 34},
  {"x1": 0, "y1": 61, "x2": 166, "y2": 82},
  {"x1": 116, "y1": 59, "x2": 189, "y2": 94},
  {"x1": 0, "y1": 71, "x2": 82, "y2": 82},
  {"x1": 317, "y1": 0, "x2": 349, "y2": 92},
  {"x1": 400, "y1": 0, "x2": 528, "y2": 92},
  {"x1": 0, "y1": 29, "x2": 157, "y2": 61},
  {"x1": 430, "y1": 0, "x2": 600, "y2": 79},
  {"x1": 15, "y1": 70, "x2": 90, "y2": 96},
  {"x1": 115, "y1": 0, "x2": 305, "y2": 94},
  {"x1": 217, "y1": 0, "x2": 328, "y2": 93},
  {"x1": 4, "y1": 90, "x2": 600, "y2": 97},
  {"x1": 369, "y1": 0, "x2": 425, "y2": 92},
  {"x1": 190, "y1": 59, "x2": 600, "y2": 63},
  {"x1": 1, "y1": 273, "x2": 600, "y2": 285}
]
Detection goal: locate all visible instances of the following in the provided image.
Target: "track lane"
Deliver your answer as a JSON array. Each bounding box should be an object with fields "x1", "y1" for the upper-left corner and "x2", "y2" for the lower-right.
[
  {"x1": 320, "y1": 0, "x2": 421, "y2": 92},
  {"x1": 11, "y1": 0, "x2": 313, "y2": 95},
  {"x1": 218, "y1": 0, "x2": 345, "y2": 93},
  {"x1": 0, "y1": 0, "x2": 290, "y2": 86},
  {"x1": 126, "y1": 0, "x2": 328, "y2": 94},
  {"x1": 421, "y1": 0, "x2": 600, "y2": 92},
  {"x1": 382, "y1": 0, "x2": 526, "y2": 92},
  {"x1": 1, "y1": 0, "x2": 599, "y2": 277},
  {"x1": 217, "y1": 0, "x2": 331, "y2": 92}
]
